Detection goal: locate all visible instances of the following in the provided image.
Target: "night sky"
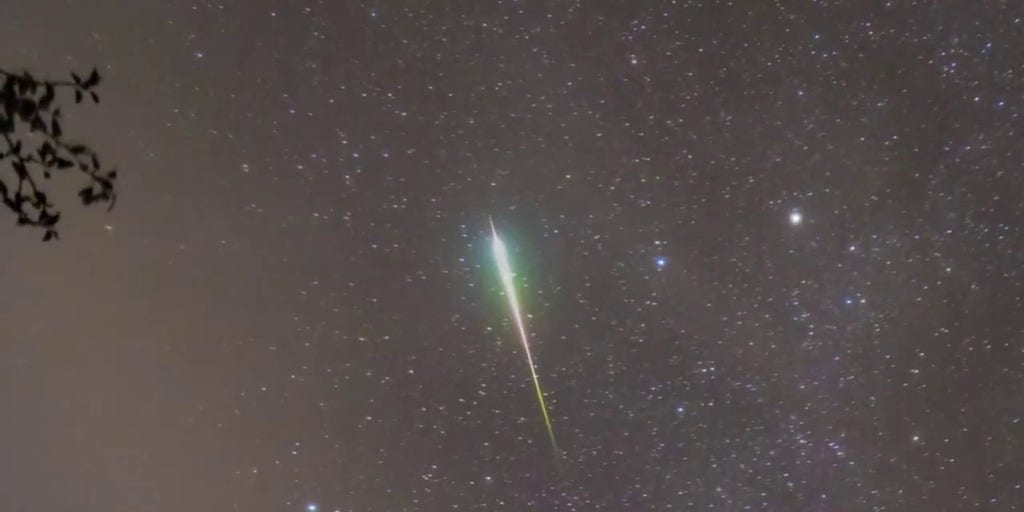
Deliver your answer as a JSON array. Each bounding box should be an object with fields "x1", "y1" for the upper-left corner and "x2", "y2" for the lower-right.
[{"x1": 1, "y1": 1, "x2": 1023, "y2": 510}]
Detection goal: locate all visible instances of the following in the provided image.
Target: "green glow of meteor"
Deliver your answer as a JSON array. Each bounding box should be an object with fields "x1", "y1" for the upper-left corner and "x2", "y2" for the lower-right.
[{"x1": 489, "y1": 218, "x2": 558, "y2": 453}]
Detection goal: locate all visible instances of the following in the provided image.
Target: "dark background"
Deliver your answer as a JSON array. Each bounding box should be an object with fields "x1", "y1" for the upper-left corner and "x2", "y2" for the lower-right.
[{"x1": 1, "y1": 1, "x2": 1022, "y2": 510}]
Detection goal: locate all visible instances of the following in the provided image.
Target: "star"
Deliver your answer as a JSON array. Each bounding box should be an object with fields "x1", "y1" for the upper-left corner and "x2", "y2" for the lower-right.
[{"x1": 789, "y1": 210, "x2": 803, "y2": 226}]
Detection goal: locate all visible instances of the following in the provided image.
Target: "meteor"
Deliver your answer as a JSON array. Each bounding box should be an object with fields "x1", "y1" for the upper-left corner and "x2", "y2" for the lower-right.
[{"x1": 489, "y1": 217, "x2": 558, "y2": 454}]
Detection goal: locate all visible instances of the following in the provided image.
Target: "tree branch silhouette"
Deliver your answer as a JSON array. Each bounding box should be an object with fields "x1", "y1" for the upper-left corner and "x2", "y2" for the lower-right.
[{"x1": 0, "y1": 67, "x2": 117, "y2": 241}]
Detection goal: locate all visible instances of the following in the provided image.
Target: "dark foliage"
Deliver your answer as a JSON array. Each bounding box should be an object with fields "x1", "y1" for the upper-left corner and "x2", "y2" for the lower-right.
[{"x1": 0, "y1": 66, "x2": 116, "y2": 241}]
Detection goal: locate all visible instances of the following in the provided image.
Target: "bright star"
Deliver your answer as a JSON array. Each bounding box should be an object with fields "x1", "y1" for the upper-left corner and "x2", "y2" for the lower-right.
[
  {"x1": 306, "y1": 504, "x2": 318, "y2": 512},
  {"x1": 789, "y1": 210, "x2": 803, "y2": 226},
  {"x1": 656, "y1": 257, "x2": 667, "y2": 268}
]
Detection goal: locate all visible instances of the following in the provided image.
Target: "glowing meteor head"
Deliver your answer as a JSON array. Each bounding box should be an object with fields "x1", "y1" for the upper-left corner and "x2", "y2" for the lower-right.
[
  {"x1": 492, "y1": 236, "x2": 515, "y2": 288},
  {"x1": 489, "y1": 220, "x2": 520, "y2": 305}
]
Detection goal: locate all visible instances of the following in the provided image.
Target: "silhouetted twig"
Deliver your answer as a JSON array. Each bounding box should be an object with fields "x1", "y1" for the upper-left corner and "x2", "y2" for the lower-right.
[{"x1": 0, "y1": 66, "x2": 117, "y2": 241}]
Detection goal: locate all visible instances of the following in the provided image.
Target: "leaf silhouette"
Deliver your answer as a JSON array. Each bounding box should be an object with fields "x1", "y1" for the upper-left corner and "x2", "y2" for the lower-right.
[
  {"x1": 39, "y1": 84, "x2": 55, "y2": 109},
  {"x1": 29, "y1": 115, "x2": 46, "y2": 133},
  {"x1": 83, "y1": 68, "x2": 101, "y2": 88},
  {"x1": 37, "y1": 141, "x2": 53, "y2": 161},
  {"x1": 17, "y1": 99, "x2": 36, "y2": 120},
  {"x1": 17, "y1": 77, "x2": 33, "y2": 95},
  {"x1": 78, "y1": 186, "x2": 95, "y2": 204}
]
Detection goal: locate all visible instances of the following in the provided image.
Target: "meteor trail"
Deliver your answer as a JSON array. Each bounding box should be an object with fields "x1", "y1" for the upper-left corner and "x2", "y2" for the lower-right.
[{"x1": 489, "y1": 217, "x2": 558, "y2": 454}]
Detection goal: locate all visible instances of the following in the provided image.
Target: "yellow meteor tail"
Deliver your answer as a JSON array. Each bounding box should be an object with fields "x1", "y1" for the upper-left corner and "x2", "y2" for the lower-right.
[{"x1": 530, "y1": 366, "x2": 558, "y2": 453}]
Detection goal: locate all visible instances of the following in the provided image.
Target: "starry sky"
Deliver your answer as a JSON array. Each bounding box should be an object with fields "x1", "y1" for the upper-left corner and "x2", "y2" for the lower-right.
[{"x1": 1, "y1": 1, "x2": 1023, "y2": 510}]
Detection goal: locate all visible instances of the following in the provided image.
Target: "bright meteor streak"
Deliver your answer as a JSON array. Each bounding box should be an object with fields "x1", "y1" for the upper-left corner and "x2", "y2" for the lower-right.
[{"x1": 489, "y1": 217, "x2": 558, "y2": 454}]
